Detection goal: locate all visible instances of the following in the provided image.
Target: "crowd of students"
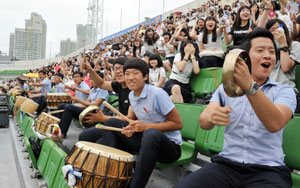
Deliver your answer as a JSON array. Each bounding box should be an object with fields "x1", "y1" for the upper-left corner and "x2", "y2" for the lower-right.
[
  {"x1": 2, "y1": 0, "x2": 300, "y2": 187},
  {"x1": 2, "y1": 0, "x2": 299, "y2": 107}
]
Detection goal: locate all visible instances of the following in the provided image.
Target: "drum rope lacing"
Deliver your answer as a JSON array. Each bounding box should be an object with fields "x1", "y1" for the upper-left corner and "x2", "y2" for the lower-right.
[{"x1": 65, "y1": 144, "x2": 133, "y2": 188}]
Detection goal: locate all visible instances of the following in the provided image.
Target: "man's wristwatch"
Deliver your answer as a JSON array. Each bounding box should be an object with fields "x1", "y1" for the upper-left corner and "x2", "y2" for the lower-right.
[
  {"x1": 279, "y1": 46, "x2": 290, "y2": 53},
  {"x1": 245, "y1": 82, "x2": 259, "y2": 95}
]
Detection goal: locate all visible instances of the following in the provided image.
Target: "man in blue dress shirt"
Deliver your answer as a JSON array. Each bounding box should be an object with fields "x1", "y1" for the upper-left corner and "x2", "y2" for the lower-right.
[
  {"x1": 55, "y1": 71, "x2": 90, "y2": 119},
  {"x1": 65, "y1": 71, "x2": 90, "y2": 101},
  {"x1": 53, "y1": 73, "x2": 65, "y2": 93},
  {"x1": 59, "y1": 77, "x2": 108, "y2": 138},
  {"x1": 175, "y1": 28, "x2": 297, "y2": 188},
  {"x1": 98, "y1": 58, "x2": 183, "y2": 188},
  {"x1": 28, "y1": 70, "x2": 52, "y2": 114}
]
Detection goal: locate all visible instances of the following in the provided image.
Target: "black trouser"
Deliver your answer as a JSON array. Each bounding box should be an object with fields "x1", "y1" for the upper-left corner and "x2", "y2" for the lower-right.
[
  {"x1": 99, "y1": 118, "x2": 181, "y2": 188},
  {"x1": 78, "y1": 127, "x2": 104, "y2": 143},
  {"x1": 58, "y1": 104, "x2": 84, "y2": 135},
  {"x1": 32, "y1": 96, "x2": 47, "y2": 115},
  {"x1": 54, "y1": 104, "x2": 68, "y2": 119},
  {"x1": 175, "y1": 155, "x2": 292, "y2": 188}
]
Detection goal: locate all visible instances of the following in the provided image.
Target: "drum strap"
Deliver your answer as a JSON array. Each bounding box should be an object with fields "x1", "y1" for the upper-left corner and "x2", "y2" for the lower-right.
[
  {"x1": 126, "y1": 159, "x2": 130, "y2": 186},
  {"x1": 104, "y1": 156, "x2": 112, "y2": 187},
  {"x1": 80, "y1": 149, "x2": 92, "y2": 188},
  {"x1": 72, "y1": 147, "x2": 83, "y2": 167},
  {"x1": 66, "y1": 145, "x2": 76, "y2": 164}
]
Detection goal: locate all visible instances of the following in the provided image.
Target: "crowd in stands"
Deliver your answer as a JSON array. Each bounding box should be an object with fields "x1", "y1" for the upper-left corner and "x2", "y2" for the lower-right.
[{"x1": 2, "y1": 0, "x2": 299, "y2": 107}]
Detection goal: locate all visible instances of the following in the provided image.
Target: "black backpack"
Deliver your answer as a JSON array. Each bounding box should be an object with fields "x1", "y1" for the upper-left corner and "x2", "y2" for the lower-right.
[{"x1": 29, "y1": 137, "x2": 41, "y2": 159}]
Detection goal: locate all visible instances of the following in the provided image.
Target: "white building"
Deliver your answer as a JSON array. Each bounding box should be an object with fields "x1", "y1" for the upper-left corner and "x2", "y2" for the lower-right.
[
  {"x1": 76, "y1": 24, "x2": 96, "y2": 49},
  {"x1": 9, "y1": 13, "x2": 47, "y2": 60},
  {"x1": 9, "y1": 33, "x2": 14, "y2": 58},
  {"x1": 25, "y1": 13, "x2": 47, "y2": 59},
  {"x1": 60, "y1": 38, "x2": 77, "y2": 56}
]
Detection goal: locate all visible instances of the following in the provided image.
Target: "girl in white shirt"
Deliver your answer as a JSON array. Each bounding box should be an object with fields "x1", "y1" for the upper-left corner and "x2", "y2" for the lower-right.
[
  {"x1": 197, "y1": 16, "x2": 225, "y2": 68},
  {"x1": 163, "y1": 41, "x2": 200, "y2": 103},
  {"x1": 149, "y1": 54, "x2": 167, "y2": 88}
]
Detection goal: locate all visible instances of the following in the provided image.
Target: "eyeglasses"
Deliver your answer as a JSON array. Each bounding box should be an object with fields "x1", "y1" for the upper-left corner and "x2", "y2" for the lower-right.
[{"x1": 113, "y1": 66, "x2": 123, "y2": 72}]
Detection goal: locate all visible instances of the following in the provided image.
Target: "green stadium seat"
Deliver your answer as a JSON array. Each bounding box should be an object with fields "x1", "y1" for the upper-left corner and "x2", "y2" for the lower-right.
[
  {"x1": 295, "y1": 65, "x2": 300, "y2": 94},
  {"x1": 156, "y1": 103, "x2": 205, "y2": 168},
  {"x1": 20, "y1": 114, "x2": 30, "y2": 134},
  {"x1": 166, "y1": 72, "x2": 171, "y2": 79},
  {"x1": 282, "y1": 114, "x2": 300, "y2": 188},
  {"x1": 196, "y1": 124, "x2": 225, "y2": 157},
  {"x1": 24, "y1": 117, "x2": 37, "y2": 139},
  {"x1": 43, "y1": 147, "x2": 67, "y2": 188},
  {"x1": 108, "y1": 95, "x2": 119, "y2": 107},
  {"x1": 37, "y1": 139, "x2": 58, "y2": 176},
  {"x1": 190, "y1": 67, "x2": 223, "y2": 99},
  {"x1": 73, "y1": 118, "x2": 84, "y2": 129},
  {"x1": 52, "y1": 159, "x2": 69, "y2": 188},
  {"x1": 16, "y1": 108, "x2": 21, "y2": 125}
]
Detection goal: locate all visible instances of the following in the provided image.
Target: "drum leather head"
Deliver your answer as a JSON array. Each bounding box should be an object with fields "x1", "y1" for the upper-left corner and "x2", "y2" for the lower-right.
[{"x1": 76, "y1": 141, "x2": 135, "y2": 162}]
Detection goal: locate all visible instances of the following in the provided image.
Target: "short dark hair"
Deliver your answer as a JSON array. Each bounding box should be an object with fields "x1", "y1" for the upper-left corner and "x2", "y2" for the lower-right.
[
  {"x1": 73, "y1": 71, "x2": 83, "y2": 77},
  {"x1": 55, "y1": 73, "x2": 64, "y2": 80},
  {"x1": 113, "y1": 57, "x2": 129, "y2": 67},
  {"x1": 149, "y1": 54, "x2": 163, "y2": 68},
  {"x1": 162, "y1": 31, "x2": 172, "y2": 39},
  {"x1": 38, "y1": 70, "x2": 47, "y2": 75},
  {"x1": 19, "y1": 80, "x2": 25, "y2": 85},
  {"x1": 123, "y1": 58, "x2": 149, "y2": 82}
]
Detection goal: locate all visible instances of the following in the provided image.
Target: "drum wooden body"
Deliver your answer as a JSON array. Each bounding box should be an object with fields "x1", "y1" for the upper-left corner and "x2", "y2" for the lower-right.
[
  {"x1": 46, "y1": 93, "x2": 72, "y2": 109},
  {"x1": 20, "y1": 98, "x2": 39, "y2": 114},
  {"x1": 15, "y1": 96, "x2": 27, "y2": 108},
  {"x1": 65, "y1": 141, "x2": 135, "y2": 188},
  {"x1": 79, "y1": 105, "x2": 99, "y2": 128},
  {"x1": 35, "y1": 112, "x2": 60, "y2": 135}
]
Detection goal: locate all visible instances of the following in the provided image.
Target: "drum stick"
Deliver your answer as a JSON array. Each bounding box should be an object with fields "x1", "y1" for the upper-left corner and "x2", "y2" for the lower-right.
[
  {"x1": 48, "y1": 109, "x2": 64, "y2": 115},
  {"x1": 95, "y1": 124, "x2": 123, "y2": 132},
  {"x1": 102, "y1": 101, "x2": 131, "y2": 123}
]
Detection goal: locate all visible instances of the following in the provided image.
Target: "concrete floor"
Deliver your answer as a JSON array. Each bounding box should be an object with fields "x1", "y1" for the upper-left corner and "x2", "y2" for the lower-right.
[{"x1": 0, "y1": 127, "x2": 22, "y2": 188}]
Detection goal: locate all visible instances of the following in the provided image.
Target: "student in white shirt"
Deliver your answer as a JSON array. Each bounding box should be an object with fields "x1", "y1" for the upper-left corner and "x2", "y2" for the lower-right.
[{"x1": 149, "y1": 54, "x2": 167, "y2": 88}]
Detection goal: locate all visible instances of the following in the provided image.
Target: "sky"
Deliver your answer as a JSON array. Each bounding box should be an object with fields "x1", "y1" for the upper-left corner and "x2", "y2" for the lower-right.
[{"x1": 0, "y1": 0, "x2": 193, "y2": 59}]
